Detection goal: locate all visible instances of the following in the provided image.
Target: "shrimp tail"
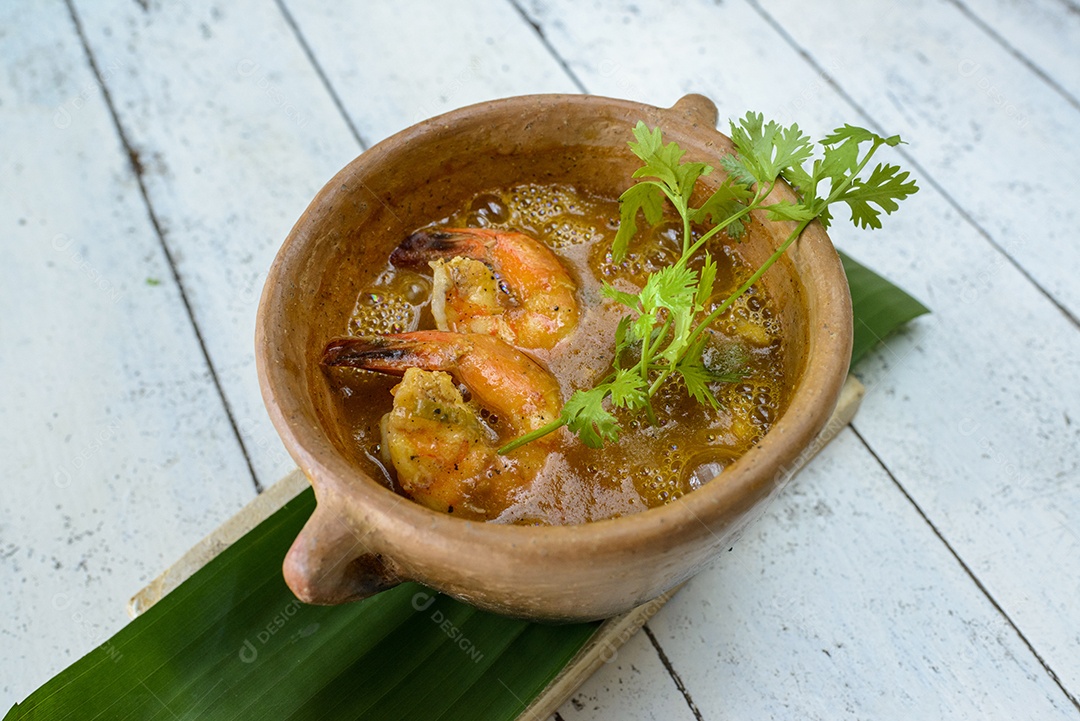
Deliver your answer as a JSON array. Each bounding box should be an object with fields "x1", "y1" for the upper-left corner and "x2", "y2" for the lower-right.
[
  {"x1": 321, "y1": 331, "x2": 462, "y2": 375},
  {"x1": 321, "y1": 337, "x2": 411, "y2": 373},
  {"x1": 390, "y1": 228, "x2": 488, "y2": 267}
]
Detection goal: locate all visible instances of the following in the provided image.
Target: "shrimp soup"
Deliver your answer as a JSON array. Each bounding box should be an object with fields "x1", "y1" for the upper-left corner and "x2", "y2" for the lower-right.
[{"x1": 324, "y1": 183, "x2": 788, "y2": 525}]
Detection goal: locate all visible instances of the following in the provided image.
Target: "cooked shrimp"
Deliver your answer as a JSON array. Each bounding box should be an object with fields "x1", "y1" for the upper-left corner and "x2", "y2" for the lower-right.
[
  {"x1": 322, "y1": 331, "x2": 562, "y2": 517},
  {"x1": 390, "y1": 228, "x2": 579, "y2": 350}
]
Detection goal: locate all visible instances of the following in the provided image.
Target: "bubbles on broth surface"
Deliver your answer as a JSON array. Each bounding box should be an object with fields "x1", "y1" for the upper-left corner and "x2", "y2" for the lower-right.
[
  {"x1": 329, "y1": 183, "x2": 788, "y2": 523},
  {"x1": 590, "y1": 220, "x2": 681, "y2": 288},
  {"x1": 506, "y1": 184, "x2": 582, "y2": 224},
  {"x1": 544, "y1": 218, "x2": 602, "y2": 248},
  {"x1": 348, "y1": 268, "x2": 431, "y2": 336},
  {"x1": 447, "y1": 184, "x2": 603, "y2": 250}
]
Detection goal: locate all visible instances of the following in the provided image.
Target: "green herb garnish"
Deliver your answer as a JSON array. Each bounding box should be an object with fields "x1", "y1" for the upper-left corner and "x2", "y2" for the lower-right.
[{"x1": 500, "y1": 113, "x2": 918, "y2": 453}]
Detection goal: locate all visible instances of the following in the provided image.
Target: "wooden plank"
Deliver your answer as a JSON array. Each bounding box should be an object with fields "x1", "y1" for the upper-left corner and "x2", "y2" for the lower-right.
[
  {"x1": 753, "y1": 0, "x2": 1080, "y2": 321},
  {"x1": 0, "y1": 0, "x2": 255, "y2": 709},
  {"x1": 66, "y1": 0, "x2": 577, "y2": 494},
  {"x1": 280, "y1": 0, "x2": 579, "y2": 145},
  {"x1": 68, "y1": 0, "x2": 365, "y2": 488},
  {"x1": 646, "y1": 430, "x2": 1078, "y2": 719},
  {"x1": 515, "y1": 0, "x2": 1080, "y2": 711},
  {"x1": 951, "y1": 0, "x2": 1080, "y2": 102},
  {"x1": 551, "y1": 629, "x2": 700, "y2": 721},
  {"x1": 15, "y1": 0, "x2": 1076, "y2": 717},
  {"x1": 749, "y1": 0, "x2": 1080, "y2": 701},
  {"x1": 527, "y1": 0, "x2": 1080, "y2": 321}
]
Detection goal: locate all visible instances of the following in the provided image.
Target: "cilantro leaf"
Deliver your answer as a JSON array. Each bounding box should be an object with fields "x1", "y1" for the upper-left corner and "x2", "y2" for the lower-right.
[
  {"x1": 501, "y1": 112, "x2": 918, "y2": 454},
  {"x1": 628, "y1": 122, "x2": 714, "y2": 207},
  {"x1": 629, "y1": 122, "x2": 685, "y2": 194},
  {"x1": 563, "y1": 388, "x2": 621, "y2": 448},
  {"x1": 820, "y1": 124, "x2": 878, "y2": 146},
  {"x1": 695, "y1": 252, "x2": 717, "y2": 310},
  {"x1": 637, "y1": 264, "x2": 699, "y2": 364},
  {"x1": 719, "y1": 154, "x2": 758, "y2": 187},
  {"x1": 675, "y1": 160, "x2": 712, "y2": 205},
  {"x1": 690, "y1": 179, "x2": 752, "y2": 239},
  {"x1": 673, "y1": 337, "x2": 720, "y2": 409},
  {"x1": 639, "y1": 264, "x2": 697, "y2": 315},
  {"x1": 728, "y1": 112, "x2": 813, "y2": 185},
  {"x1": 674, "y1": 335, "x2": 750, "y2": 411},
  {"x1": 613, "y1": 182, "x2": 665, "y2": 263},
  {"x1": 818, "y1": 137, "x2": 861, "y2": 182},
  {"x1": 676, "y1": 363, "x2": 720, "y2": 409},
  {"x1": 601, "y1": 282, "x2": 640, "y2": 310},
  {"x1": 631, "y1": 143, "x2": 683, "y2": 191},
  {"x1": 764, "y1": 200, "x2": 817, "y2": 223},
  {"x1": 770, "y1": 123, "x2": 815, "y2": 179},
  {"x1": 614, "y1": 315, "x2": 632, "y2": 348},
  {"x1": 630, "y1": 311, "x2": 655, "y2": 346},
  {"x1": 607, "y1": 369, "x2": 649, "y2": 409},
  {"x1": 727, "y1": 111, "x2": 767, "y2": 174},
  {"x1": 780, "y1": 160, "x2": 815, "y2": 199},
  {"x1": 628, "y1": 121, "x2": 663, "y2": 163},
  {"x1": 820, "y1": 124, "x2": 903, "y2": 149},
  {"x1": 837, "y1": 163, "x2": 919, "y2": 229},
  {"x1": 816, "y1": 204, "x2": 835, "y2": 230},
  {"x1": 611, "y1": 316, "x2": 635, "y2": 369}
]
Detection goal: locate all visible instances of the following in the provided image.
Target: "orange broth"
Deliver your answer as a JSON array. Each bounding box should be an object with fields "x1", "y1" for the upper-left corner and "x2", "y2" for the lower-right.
[{"x1": 326, "y1": 183, "x2": 787, "y2": 525}]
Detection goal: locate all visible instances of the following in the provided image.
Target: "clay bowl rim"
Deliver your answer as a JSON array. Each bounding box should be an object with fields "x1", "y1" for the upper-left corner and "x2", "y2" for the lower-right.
[{"x1": 256, "y1": 92, "x2": 852, "y2": 559}]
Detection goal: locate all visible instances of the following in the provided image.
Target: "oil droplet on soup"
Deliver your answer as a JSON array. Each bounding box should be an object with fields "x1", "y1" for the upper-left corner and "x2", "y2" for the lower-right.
[{"x1": 327, "y1": 184, "x2": 787, "y2": 525}]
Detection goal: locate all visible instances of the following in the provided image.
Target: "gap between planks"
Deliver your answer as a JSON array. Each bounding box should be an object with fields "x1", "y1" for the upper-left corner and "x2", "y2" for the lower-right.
[
  {"x1": 62, "y1": 0, "x2": 264, "y2": 493},
  {"x1": 849, "y1": 424, "x2": 1080, "y2": 714},
  {"x1": 741, "y1": 0, "x2": 1080, "y2": 331},
  {"x1": 943, "y1": 0, "x2": 1080, "y2": 113}
]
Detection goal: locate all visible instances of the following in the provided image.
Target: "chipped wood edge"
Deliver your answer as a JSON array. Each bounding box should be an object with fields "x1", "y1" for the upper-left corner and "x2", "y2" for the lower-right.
[{"x1": 129, "y1": 376, "x2": 864, "y2": 715}]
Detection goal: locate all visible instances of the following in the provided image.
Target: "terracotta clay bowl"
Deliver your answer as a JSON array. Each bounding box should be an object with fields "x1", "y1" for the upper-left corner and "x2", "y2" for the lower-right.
[{"x1": 255, "y1": 93, "x2": 852, "y2": 622}]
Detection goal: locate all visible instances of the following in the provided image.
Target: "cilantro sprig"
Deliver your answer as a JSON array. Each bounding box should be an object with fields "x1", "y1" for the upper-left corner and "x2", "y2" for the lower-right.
[{"x1": 499, "y1": 113, "x2": 917, "y2": 453}]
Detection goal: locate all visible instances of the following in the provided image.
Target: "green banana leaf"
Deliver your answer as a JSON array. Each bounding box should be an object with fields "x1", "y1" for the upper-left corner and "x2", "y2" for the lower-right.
[
  {"x1": 840, "y1": 250, "x2": 930, "y2": 365},
  {"x1": 4, "y1": 252, "x2": 927, "y2": 721}
]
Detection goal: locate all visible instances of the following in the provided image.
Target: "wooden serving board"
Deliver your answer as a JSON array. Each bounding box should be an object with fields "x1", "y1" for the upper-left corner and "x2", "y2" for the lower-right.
[{"x1": 130, "y1": 375, "x2": 864, "y2": 718}]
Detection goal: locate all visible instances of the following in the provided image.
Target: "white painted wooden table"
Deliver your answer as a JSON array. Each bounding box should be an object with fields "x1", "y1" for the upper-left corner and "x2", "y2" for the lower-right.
[{"x1": 3, "y1": 1, "x2": 1078, "y2": 718}]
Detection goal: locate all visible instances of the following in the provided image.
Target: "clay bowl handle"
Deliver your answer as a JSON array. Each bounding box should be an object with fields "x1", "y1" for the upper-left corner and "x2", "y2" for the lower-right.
[
  {"x1": 668, "y1": 93, "x2": 719, "y2": 128},
  {"x1": 283, "y1": 500, "x2": 400, "y2": 605}
]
